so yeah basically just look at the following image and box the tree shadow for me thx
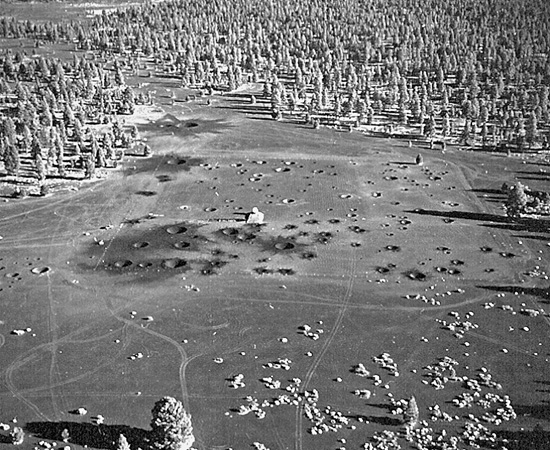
[407,208,550,233]
[512,234,550,241]
[0,433,12,444]
[477,284,550,302]
[26,421,150,449]
[364,415,403,426]
[469,188,506,195]
[497,426,550,450]
[511,403,550,421]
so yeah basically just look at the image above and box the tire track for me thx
[294,255,357,450]
[4,353,50,421]
[4,324,131,397]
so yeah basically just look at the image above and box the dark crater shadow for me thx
[125,154,206,175]
[218,225,310,256]
[316,231,334,244]
[199,259,228,276]
[78,222,208,280]
[26,421,150,450]
[403,269,429,281]
[138,114,232,138]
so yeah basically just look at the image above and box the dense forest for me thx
[1,0,550,191]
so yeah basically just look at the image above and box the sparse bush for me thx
[9,426,24,445]
[115,433,131,450]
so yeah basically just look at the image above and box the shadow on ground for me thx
[478,285,550,303]
[407,208,550,233]
[26,421,150,449]
[497,425,550,450]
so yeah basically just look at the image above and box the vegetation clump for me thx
[150,396,195,450]
[504,181,550,217]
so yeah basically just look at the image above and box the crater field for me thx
[0,99,549,450]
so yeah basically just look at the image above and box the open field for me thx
[1,0,550,448]
[0,93,549,449]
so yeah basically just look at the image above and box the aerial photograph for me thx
[0,0,549,449]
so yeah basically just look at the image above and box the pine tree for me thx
[526,111,538,148]
[150,397,194,450]
[4,143,20,176]
[116,433,131,450]
[403,396,419,428]
[84,154,95,179]
[35,153,46,182]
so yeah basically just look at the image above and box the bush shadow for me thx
[497,425,550,450]
[26,421,150,449]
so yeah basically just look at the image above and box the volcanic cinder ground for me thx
[0,94,549,449]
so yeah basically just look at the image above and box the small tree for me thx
[115,433,131,450]
[10,427,24,445]
[61,428,70,443]
[150,396,194,450]
[505,181,529,218]
[4,143,20,176]
[403,396,419,429]
[35,153,46,182]
[84,154,96,179]
[526,111,538,148]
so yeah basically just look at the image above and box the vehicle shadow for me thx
[26,421,150,449]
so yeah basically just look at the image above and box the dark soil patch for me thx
[125,154,206,175]
[79,222,205,278]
